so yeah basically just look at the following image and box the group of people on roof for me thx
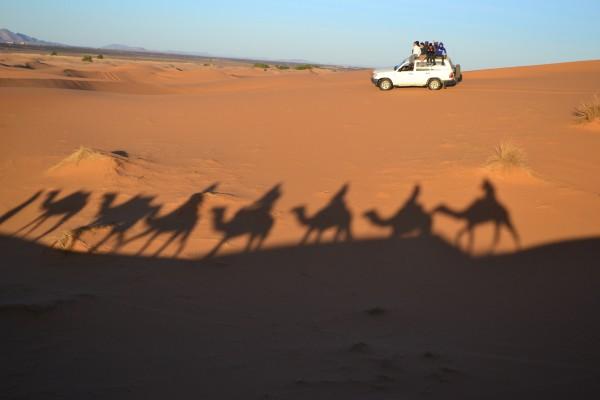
[411,41,447,66]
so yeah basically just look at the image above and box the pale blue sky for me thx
[2,0,599,69]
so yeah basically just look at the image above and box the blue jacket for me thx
[436,44,447,56]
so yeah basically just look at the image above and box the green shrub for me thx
[253,63,270,69]
[97,54,104,59]
[276,65,290,70]
[294,64,314,70]
[82,55,93,62]
[50,51,57,56]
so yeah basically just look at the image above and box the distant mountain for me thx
[161,49,212,57]
[0,28,63,46]
[1,28,317,65]
[102,43,148,52]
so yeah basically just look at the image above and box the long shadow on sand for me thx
[290,183,353,245]
[14,190,90,241]
[0,190,43,227]
[363,184,432,238]
[2,179,521,260]
[205,184,282,258]
[125,183,218,257]
[1,233,600,399]
[433,179,520,253]
[73,192,160,253]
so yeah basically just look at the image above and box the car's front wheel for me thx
[378,78,393,91]
[427,78,442,91]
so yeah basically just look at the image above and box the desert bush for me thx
[276,65,290,70]
[294,64,314,70]
[82,55,93,62]
[50,51,57,56]
[253,63,270,69]
[97,54,104,59]
[573,95,600,123]
[486,142,527,170]
[52,229,84,251]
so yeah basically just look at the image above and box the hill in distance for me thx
[0,28,63,46]
[0,28,322,65]
[102,43,148,52]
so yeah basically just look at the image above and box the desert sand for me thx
[1,52,600,399]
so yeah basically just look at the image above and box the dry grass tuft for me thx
[573,95,600,123]
[59,146,104,164]
[48,146,128,172]
[52,229,89,251]
[486,142,527,171]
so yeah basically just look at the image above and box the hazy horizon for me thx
[1,0,600,69]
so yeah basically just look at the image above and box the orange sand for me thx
[1,52,600,399]
[1,54,599,256]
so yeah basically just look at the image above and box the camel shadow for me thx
[70,193,160,253]
[363,184,432,238]
[125,183,218,257]
[14,190,90,241]
[205,183,282,258]
[433,179,520,253]
[0,190,43,227]
[291,183,353,245]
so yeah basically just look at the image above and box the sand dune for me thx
[1,51,600,398]
[2,54,599,256]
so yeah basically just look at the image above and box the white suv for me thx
[371,57,462,91]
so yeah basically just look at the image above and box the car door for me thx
[392,63,415,86]
[413,61,431,86]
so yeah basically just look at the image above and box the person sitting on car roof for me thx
[426,43,436,65]
[412,41,421,58]
[436,42,447,65]
[418,42,427,60]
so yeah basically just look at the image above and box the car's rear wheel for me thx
[378,78,393,91]
[427,78,442,91]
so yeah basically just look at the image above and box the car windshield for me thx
[395,57,412,71]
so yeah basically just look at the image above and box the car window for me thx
[415,62,430,71]
[399,63,413,72]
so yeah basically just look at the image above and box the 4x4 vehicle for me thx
[371,56,462,91]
